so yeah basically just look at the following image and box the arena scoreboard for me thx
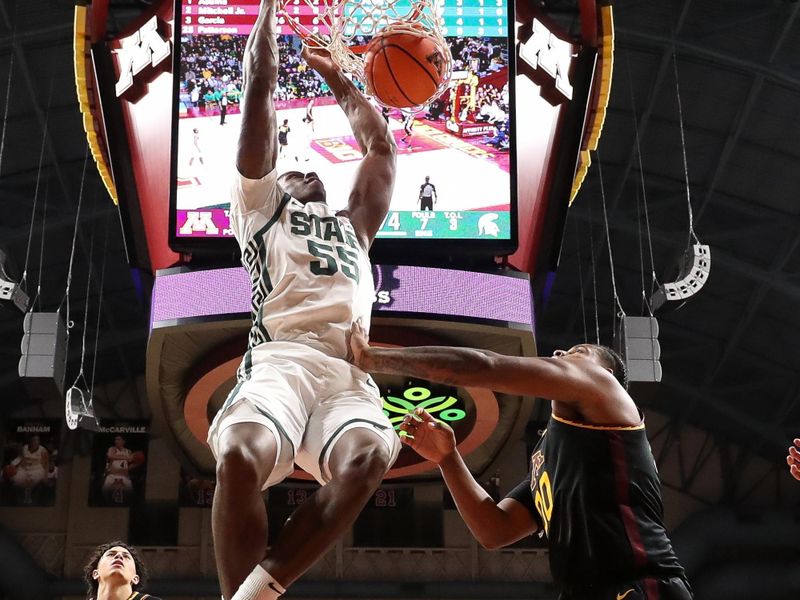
[179,0,508,38]
[171,0,517,255]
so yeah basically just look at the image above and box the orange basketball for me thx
[130,451,145,467]
[3,465,16,480]
[364,29,449,108]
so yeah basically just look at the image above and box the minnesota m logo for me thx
[519,19,573,101]
[179,211,219,235]
[115,17,171,98]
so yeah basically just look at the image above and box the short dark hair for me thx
[83,541,147,599]
[593,345,629,390]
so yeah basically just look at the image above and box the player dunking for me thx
[418,176,437,211]
[350,325,694,600]
[208,2,399,599]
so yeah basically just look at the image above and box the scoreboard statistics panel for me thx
[172,0,515,245]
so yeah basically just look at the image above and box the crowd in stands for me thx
[178,33,508,148]
[181,34,245,109]
[448,36,507,76]
[180,34,336,110]
[475,82,510,150]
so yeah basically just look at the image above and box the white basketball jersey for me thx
[229,169,375,364]
[21,445,45,470]
[107,447,132,475]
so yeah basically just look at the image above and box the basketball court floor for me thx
[176,104,511,215]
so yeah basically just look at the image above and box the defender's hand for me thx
[788,438,800,481]
[302,45,340,78]
[399,409,457,465]
[349,320,371,369]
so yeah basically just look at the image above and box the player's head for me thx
[552,344,628,390]
[113,435,125,449]
[83,541,147,599]
[279,171,326,204]
[282,119,289,125]
[425,176,430,182]
[193,127,199,134]
[28,435,40,450]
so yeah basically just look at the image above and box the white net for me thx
[279,0,452,106]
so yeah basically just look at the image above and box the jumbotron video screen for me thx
[173,0,513,241]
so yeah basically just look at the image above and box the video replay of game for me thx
[173,0,512,241]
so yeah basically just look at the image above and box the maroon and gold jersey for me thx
[507,414,691,599]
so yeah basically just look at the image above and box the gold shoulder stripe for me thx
[552,413,644,431]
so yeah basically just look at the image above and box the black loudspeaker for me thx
[18,312,67,398]
[614,316,662,383]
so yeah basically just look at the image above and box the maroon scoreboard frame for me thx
[74,0,614,277]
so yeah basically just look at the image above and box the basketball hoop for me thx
[279,0,452,107]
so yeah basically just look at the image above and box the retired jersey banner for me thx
[178,468,215,507]
[89,421,150,507]
[1,420,60,507]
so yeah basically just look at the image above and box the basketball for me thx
[130,451,145,467]
[364,29,450,108]
[3,465,17,480]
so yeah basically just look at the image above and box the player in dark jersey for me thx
[349,322,693,600]
[277,119,290,158]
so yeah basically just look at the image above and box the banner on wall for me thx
[89,421,150,507]
[178,468,215,507]
[1,420,60,507]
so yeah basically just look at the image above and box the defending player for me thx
[209,1,399,599]
[349,323,693,600]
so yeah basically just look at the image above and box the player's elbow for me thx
[476,533,508,551]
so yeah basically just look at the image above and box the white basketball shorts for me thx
[207,341,400,488]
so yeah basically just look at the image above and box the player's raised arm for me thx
[303,47,396,248]
[237,0,280,183]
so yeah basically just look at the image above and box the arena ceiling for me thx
[0,0,798,496]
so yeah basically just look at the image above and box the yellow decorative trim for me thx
[74,6,119,204]
[552,412,644,431]
[570,4,615,204]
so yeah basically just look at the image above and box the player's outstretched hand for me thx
[399,408,456,465]
[302,45,340,79]
[348,320,370,369]
[787,438,800,481]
